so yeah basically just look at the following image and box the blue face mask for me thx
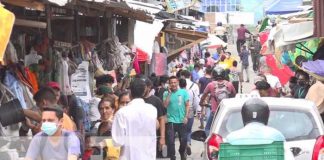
[41,122,58,136]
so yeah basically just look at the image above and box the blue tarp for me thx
[265,0,303,15]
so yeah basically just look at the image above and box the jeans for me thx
[251,53,260,72]
[205,111,215,136]
[236,39,246,53]
[186,117,195,145]
[241,64,250,81]
[167,123,187,159]
[232,81,239,94]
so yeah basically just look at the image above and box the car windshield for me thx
[219,109,320,141]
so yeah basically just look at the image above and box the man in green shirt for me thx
[163,76,190,160]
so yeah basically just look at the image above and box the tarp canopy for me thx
[265,0,303,15]
[273,21,314,48]
[200,34,227,49]
[164,28,207,61]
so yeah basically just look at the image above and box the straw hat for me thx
[306,81,324,113]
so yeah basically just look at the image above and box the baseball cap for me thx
[47,82,60,91]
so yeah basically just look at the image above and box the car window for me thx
[219,109,320,141]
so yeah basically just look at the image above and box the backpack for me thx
[188,82,197,117]
[213,81,230,102]
[39,131,85,158]
[229,70,239,82]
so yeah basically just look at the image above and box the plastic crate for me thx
[219,141,284,160]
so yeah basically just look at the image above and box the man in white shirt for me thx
[112,78,158,160]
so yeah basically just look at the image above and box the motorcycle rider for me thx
[214,22,227,43]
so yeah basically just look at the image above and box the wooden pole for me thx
[74,9,80,42]
[45,2,53,82]
[97,16,101,43]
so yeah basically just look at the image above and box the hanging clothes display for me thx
[152,53,167,76]
[149,41,160,75]
[3,71,27,109]
[34,35,49,55]
[24,47,42,67]
[3,41,18,65]
[25,67,38,94]
[133,53,141,74]
[80,39,95,60]
[57,54,72,95]
[97,36,131,74]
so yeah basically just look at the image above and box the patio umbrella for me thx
[302,60,324,77]
[200,34,227,49]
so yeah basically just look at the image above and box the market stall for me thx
[164,27,208,61]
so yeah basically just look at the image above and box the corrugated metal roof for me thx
[314,0,324,37]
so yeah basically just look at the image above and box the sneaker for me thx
[187,145,192,156]
[180,153,187,160]
[162,145,168,158]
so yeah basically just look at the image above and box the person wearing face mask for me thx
[23,87,77,135]
[154,76,169,102]
[25,107,81,160]
[294,70,311,99]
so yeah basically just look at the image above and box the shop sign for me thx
[166,0,197,13]
[71,61,92,103]
[0,5,15,62]
[50,6,72,15]
[53,41,72,48]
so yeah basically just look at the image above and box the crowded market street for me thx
[1,0,324,160]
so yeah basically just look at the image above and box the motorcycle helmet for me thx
[241,98,270,126]
[212,67,226,80]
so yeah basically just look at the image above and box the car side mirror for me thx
[191,130,207,142]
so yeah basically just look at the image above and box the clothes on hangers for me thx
[24,48,42,67]
[58,56,72,95]
[3,70,27,109]
[25,67,39,94]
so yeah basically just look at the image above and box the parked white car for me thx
[192,97,324,160]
